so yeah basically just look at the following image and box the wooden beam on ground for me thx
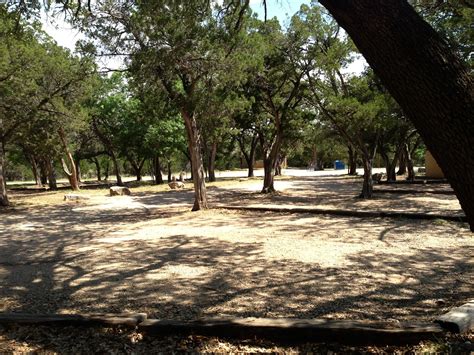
[217,206,466,223]
[435,300,474,334]
[374,188,455,195]
[0,313,147,327]
[138,318,445,345]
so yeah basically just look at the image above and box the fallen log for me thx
[374,189,455,195]
[138,318,444,345]
[217,206,466,223]
[435,300,474,334]
[0,313,147,327]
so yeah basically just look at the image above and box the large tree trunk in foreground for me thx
[0,141,9,206]
[320,0,474,230]
[58,128,79,191]
[181,109,208,211]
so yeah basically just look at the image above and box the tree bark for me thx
[397,149,407,175]
[104,159,109,181]
[261,133,282,194]
[319,0,474,230]
[92,157,101,181]
[46,159,57,190]
[58,128,79,191]
[380,149,397,182]
[404,143,416,182]
[167,160,172,182]
[0,140,9,207]
[74,157,81,183]
[208,142,217,182]
[110,152,123,186]
[181,109,208,210]
[128,157,145,182]
[39,159,48,185]
[30,155,42,187]
[262,157,275,193]
[348,146,357,175]
[360,155,374,198]
[238,134,258,178]
[153,155,164,184]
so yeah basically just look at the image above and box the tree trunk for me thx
[248,137,257,178]
[348,146,357,175]
[360,155,374,198]
[39,159,48,185]
[46,159,57,190]
[154,155,164,184]
[380,150,396,182]
[110,153,123,186]
[404,143,416,182]
[74,157,81,183]
[128,157,145,182]
[319,0,474,230]
[104,159,109,181]
[167,160,172,182]
[181,109,208,211]
[30,155,42,187]
[262,157,275,193]
[0,140,9,207]
[397,148,407,175]
[261,134,282,194]
[238,134,258,178]
[208,142,217,182]
[275,155,282,176]
[58,128,79,191]
[92,157,101,181]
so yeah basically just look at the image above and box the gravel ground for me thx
[0,175,472,352]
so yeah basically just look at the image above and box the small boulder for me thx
[110,186,131,196]
[372,173,386,183]
[64,194,90,202]
[168,181,185,190]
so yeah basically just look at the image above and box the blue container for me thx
[334,160,345,170]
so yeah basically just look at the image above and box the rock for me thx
[435,299,474,334]
[372,173,386,183]
[435,299,446,306]
[168,181,185,190]
[110,186,131,196]
[64,194,90,202]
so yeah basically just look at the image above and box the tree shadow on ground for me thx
[0,203,471,321]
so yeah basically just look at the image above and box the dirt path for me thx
[0,175,471,326]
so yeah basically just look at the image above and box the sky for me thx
[39,0,366,74]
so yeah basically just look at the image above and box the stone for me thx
[110,186,131,196]
[372,173,386,183]
[168,181,185,190]
[435,299,474,334]
[64,194,90,202]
